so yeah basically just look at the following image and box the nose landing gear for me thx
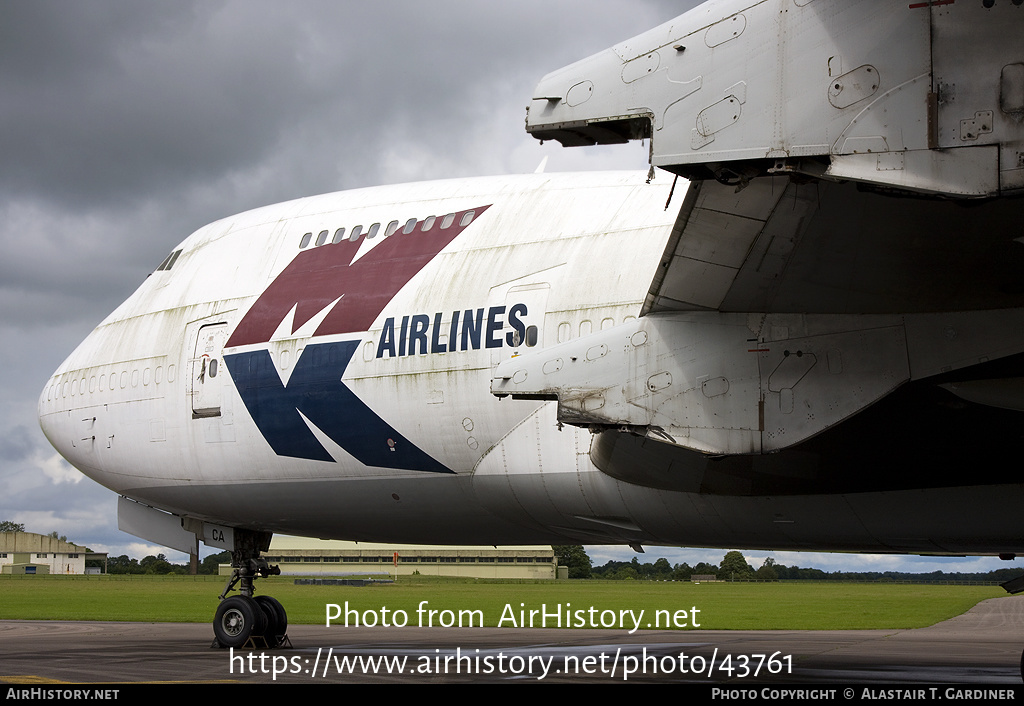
[211,530,289,649]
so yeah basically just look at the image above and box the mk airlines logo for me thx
[223,205,490,473]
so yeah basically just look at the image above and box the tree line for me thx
[4,522,1018,581]
[555,546,1022,583]
[103,551,231,575]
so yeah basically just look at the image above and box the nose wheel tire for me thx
[254,595,288,647]
[214,595,266,648]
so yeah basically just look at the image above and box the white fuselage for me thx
[38,170,1024,555]
[39,172,677,544]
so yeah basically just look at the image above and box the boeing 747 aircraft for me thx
[39,0,1024,649]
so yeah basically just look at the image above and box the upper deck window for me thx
[295,208,479,251]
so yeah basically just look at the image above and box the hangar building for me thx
[0,532,106,575]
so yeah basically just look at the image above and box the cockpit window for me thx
[155,249,183,272]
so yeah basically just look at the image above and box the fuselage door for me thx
[500,282,550,363]
[191,323,228,418]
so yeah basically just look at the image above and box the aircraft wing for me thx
[494,174,1024,456]
[644,175,1024,318]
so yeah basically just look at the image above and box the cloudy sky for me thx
[1,0,1018,578]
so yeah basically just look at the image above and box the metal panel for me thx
[117,497,196,556]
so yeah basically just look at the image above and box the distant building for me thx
[239,537,558,579]
[0,532,106,575]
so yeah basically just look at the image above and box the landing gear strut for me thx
[211,530,289,648]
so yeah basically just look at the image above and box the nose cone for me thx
[37,362,107,491]
[38,373,79,474]
[35,320,179,500]
[39,374,62,447]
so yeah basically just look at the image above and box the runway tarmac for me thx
[2,596,1023,684]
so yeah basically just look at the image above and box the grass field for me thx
[0,575,1007,630]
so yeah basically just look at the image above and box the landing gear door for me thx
[191,323,228,418]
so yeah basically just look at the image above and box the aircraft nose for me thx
[38,375,71,459]
[37,360,147,496]
[38,372,97,484]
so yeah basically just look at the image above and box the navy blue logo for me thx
[223,206,491,473]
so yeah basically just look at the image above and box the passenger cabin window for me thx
[366,223,380,239]
[349,225,363,241]
[402,218,417,234]
[421,216,436,231]
[332,228,346,244]
[299,232,313,248]
[315,230,329,246]
[385,220,399,237]
[460,211,475,226]
[440,213,455,229]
